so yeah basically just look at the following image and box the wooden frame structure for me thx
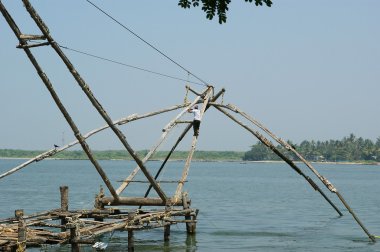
[0,0,376,250]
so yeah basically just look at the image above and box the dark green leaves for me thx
[178,0,273,24]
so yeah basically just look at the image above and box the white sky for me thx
[0,0,379,151]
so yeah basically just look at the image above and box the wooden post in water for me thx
[164,206,171,241]
[66,216,81,252]
[15,209,26,252]
[127,212,135,252]
[164,224,170,242]
[182,192,196,234]
[60,186,68,231]
[94,186,105,222]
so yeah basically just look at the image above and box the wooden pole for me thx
[101,196,183,206]
[60,186,68,231]
[141,88,225,203]
[182,192,196,234]
[127,212,135,252]
[15,209,26,252]
[94,186,105,222]
[174,88,213,202]
[22,0,167,204]
[116,95,203,195]
[213,105,343,216]
[335,192,376,242]
[0,104,187,180]
[140,123,193,205]
[0,1,119,202]
[66,217,81,252]
[213,103,376,242]
[164,223,171,242]
[164,206,171,242]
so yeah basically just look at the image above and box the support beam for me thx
[0,104,187,180]
[141,88,226,203]
[213,105,343,216]
[174,88,213,202]
[116,94,204,195]
[22,0,166,204]
[19,34,45,40]
[101,197,185,206]
[0,1,119,202]
[213,103,376,242]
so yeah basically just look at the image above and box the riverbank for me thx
[1,157,378,166]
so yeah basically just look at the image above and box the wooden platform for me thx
[0,207,198,251]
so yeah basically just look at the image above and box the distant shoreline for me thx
[1,157,378,166]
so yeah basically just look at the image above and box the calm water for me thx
[0,159,379,251]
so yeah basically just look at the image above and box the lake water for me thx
[0,159,379,251]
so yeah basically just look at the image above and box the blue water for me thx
[0,159,379,251]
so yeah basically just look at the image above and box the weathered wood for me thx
[142,88,225,204]
[116,90,209,196]
[213,103,376,242]
[141,124,193,206]
[15,210,26,252]
[213,105,343,213]
[16,41,49,48]
[164,223,170,242]
[60,186,69,211]
[128,212,135,252]
[115,101,197,195]
[174,88,213,202]
[66,216,81,252]
[182,192,196,234]
[60,186,69,231]
[22,0,167,204]
[19,34,45,40]
[185,85,202,97]
[162,94,203,132]
[100,197,183,206]
[1,0,120,202]
[117,180,187,183]
[0,104,186,180]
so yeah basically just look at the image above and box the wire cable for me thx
[85,0,210,87]
[59,44,205,86]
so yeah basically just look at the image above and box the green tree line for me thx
[243,134,380,163]
[0,149,244,161]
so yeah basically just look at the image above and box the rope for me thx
[184,85,190,104]
[59,44,205,86]
[85,0,209,87]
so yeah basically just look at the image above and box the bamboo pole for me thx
[141,88,225,203]
[213,103,376,242]
[140,123,193,206]
[211,103,338,190]
[0,1,119,201]
[0,104,187,180]
[213,105,343,216]
[22,0,167,204]
[162,94,202,132]
[174,88,213,202]
[116,94,204,195]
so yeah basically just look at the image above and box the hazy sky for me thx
[1,0,379,151]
